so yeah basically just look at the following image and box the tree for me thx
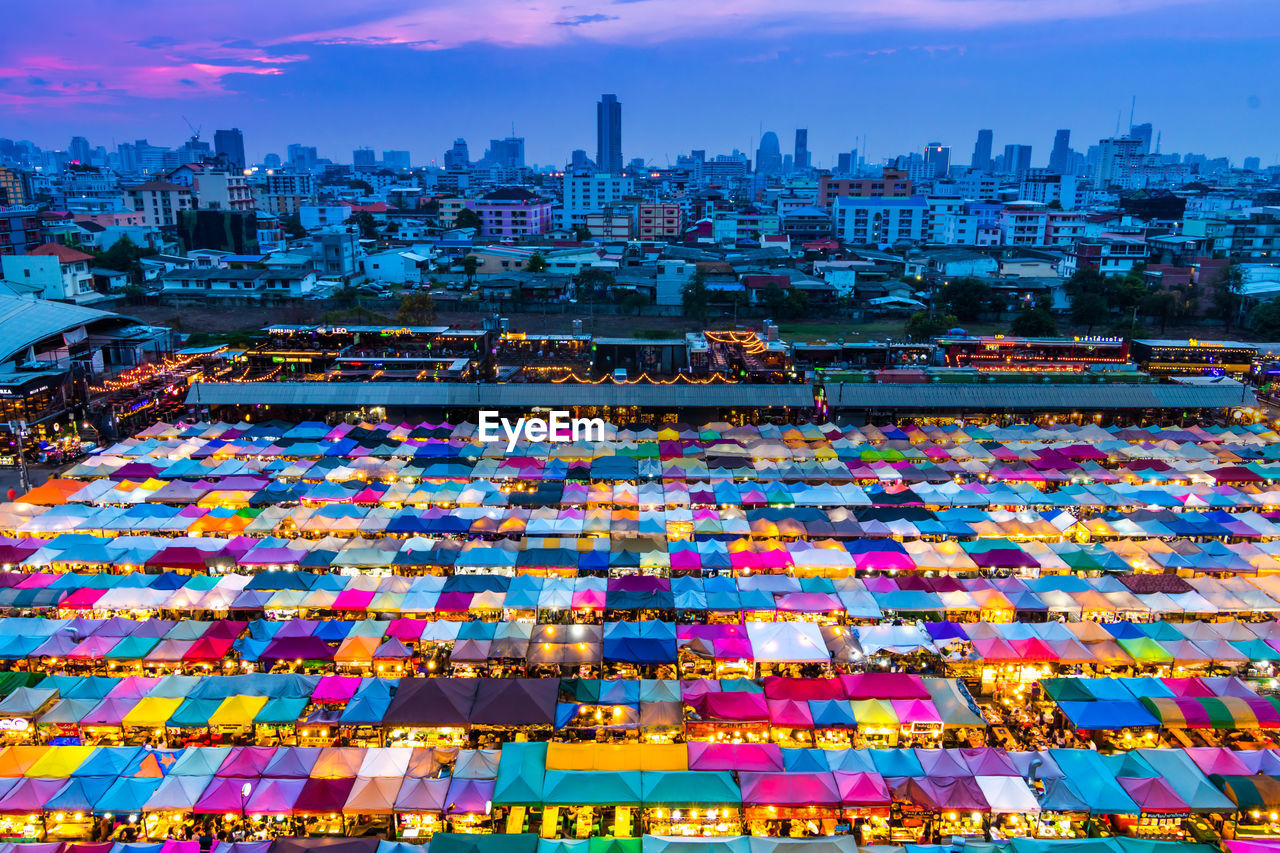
[91,235,152,283]
[937,277,992,322]
[619,289,649,316]
[347,179,373,194]
[576,267,616,299]
[1010,307,1058,337]
[454,208,482,232]
[350,211,378,240]
[784,288,809,320]
[1215,264,1245,333]
[573,225,592,241]
[760,283,791,319]
[396,291,437,325]
[904,311,956,342]
[682,267,710,324]
[526,252,548,273]
[1070,292,1109,332]
[986,292,1009,321]
[282,214,307,239]
[1251,297,1280,339]
[1139,290,1178,334]
[461,256,478,282]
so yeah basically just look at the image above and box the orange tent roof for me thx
[19,479,87,505]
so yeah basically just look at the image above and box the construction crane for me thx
[182,116,202,142]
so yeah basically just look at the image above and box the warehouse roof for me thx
[0,293,146,366]
[186,382,814,409]
[824,381,1255,412]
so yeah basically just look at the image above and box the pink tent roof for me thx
[244,778,306,815]
[395,776,450,812]
[739,771,840,807]
[1117,776,1190,813]
[0,778,66,813]
[444,778,495,814]
[689,691,768,722]
[313,675,361,703]
[216,746,277,777]
[834,771,891,807]
[842,672,930,700]
[195,777,260,814]
[891,699,941,725]
[686,742,783,772]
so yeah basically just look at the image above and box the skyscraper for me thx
[1048,129,1072,174]
[793,129,809,172]
[287,144,318,171]
[353,148,376,169]
[444,139,470,170]
[69,136,91,164]
[755,131,782,175]
[1129,122,1153,155]
[1002,144,1033,177]
[923,142,950,178]
[597,94,623,174]
[214,128,246,170]
[483,138,525,169]
[836,152,852,174]
[971,129,993,171]
[382,150,411,170]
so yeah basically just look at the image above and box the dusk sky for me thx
[3,0,1278,168]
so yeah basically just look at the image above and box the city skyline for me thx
[4,0,1278,166]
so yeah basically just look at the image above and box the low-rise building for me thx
[833,196,927,244]
[123,181,194,228]
[158,266,318,304]
[0,242,101,303]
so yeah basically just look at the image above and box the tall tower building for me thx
[1129,122,1153,155]
[923,142,950,178]
[214,128,246,170]
[793,129,809,171]
[1048,129,1072,174]
[971,129,993,171]
[69,136,91,164]
[755,132,783,176]
[596,94,623,174]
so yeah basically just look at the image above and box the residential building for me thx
[1,242,100,303]
[311,229,363,280]
[1044,210,1088,247]
[1095,137,1146,187]
[257,171,315,216]
[364,249,431,285]
[0,207,42,256]
[123,181,194,228]
[1019,173,1079,209]
[299,204,352,230]
[636,203,682,241]
[818,169,913,208]
[584,209,633,241]
[1072,237,1151,275]
[833,196,928,244]
[560,173,636,230]
[997,203,1049,246]
[177,210,259,254]
[382,150,411,171]
[444,139,470,170]
[158,266,318,303]
[189,168,253,212]
[472,188,552,238]
[0,167,31,206]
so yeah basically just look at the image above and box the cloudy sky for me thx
[3,0,1277,167]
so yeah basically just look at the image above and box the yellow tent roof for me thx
[122,696,184,728]
[0,746,48,776]
[207,695,269,727]
[24,745,96,778]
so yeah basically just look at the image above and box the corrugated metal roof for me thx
[825,381,1256,412]
[187,382,814,409]
[0,294,140,365]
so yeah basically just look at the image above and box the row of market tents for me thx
[0,673,983,732]
[14,501,1280,542]
[0,834,1256,853]
[4,614,1280,670]
[0,740,1276,820]
[25,479,1280,510]
[6,569,1280,620]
